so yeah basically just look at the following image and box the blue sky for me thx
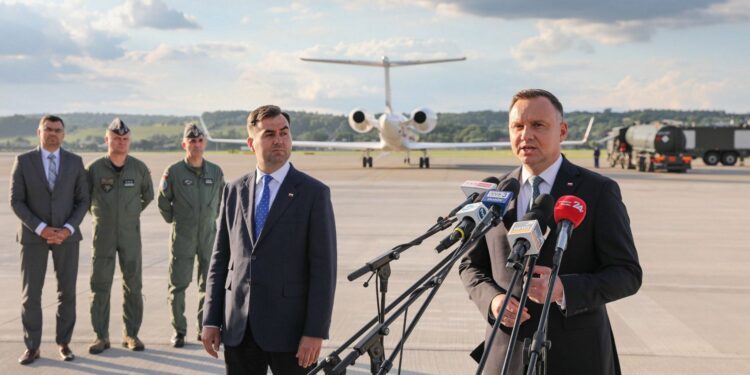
[1,0,749,116]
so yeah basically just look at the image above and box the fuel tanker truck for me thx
[605,122,692,172]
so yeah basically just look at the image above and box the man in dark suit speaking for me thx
[10,115,89,364]
[459,89,642,374]
[201,105,337,374]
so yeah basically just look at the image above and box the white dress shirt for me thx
[254,161,291,213]
[517,155,563,221]
[35,148,76,236]
[516,154,565,308]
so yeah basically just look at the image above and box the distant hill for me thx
[0,113,196,137]
[1,109,747,151]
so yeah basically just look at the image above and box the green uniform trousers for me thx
[90,218,143,339]
[168,223,215,335]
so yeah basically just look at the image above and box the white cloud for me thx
[128,42,250,64]
[0,3,80,56]
[302,37,463,60]
[94,0,200,31]
[267,1,324,20]
[578,71,729,110]
[370,0,750,71]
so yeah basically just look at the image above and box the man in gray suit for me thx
[10,115,90,364]
[201,105,337,374]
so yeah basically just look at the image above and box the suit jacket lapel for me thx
[550,157,581,199]
[31,147,51,192]
[241,172,256,246]
[52,148,69,194]
[254,165,300,248]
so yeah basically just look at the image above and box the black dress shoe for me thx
[59,344,75,361]
[18,349,40,365]
[171,333,185,348]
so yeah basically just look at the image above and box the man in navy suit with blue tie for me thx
[201,105,337,374]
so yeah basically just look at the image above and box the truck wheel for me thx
[721,152,738,166]
[703,152,720,166]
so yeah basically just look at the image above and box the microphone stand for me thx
[499,254,539,375]
[308,217,456,375]
[525,225,569,375]
[474,254,527,374]
[376,212,508,374]
[329,240,469,375]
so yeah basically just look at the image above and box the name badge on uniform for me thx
[204,178,214,185]
[101,177,114,193]
[183,179,194,186]
[123,179,135,187]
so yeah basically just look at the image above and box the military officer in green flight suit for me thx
[158,124,225,348]
[87,118,154,354]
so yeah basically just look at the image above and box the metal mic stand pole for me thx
[525,247,566,375]
[475,258,526,374]
[308,218,457,375]
[499,254,539,375]
[378,229,483,374]
[378,213,508,375]
[344,217,455,374]
[330,254,460,375]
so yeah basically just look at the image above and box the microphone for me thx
[479,190,514,223]
[435,180,515,253]
[446,177,500,218]
[505,194,555,268]
[553,195,587,255]
[435,203,490,252]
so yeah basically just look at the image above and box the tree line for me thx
[1,109,747,151]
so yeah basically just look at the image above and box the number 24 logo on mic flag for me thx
[560,200,585,213]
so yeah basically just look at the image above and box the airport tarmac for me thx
[0,150,748,374]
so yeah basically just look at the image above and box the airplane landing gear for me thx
[362,151,373,168]
[418,150,430,169]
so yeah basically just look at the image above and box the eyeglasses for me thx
[42,127,64,134]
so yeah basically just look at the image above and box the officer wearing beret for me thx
[158,123,225,347]
[86,118,154,354]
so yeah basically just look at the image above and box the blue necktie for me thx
[254,174,273,239]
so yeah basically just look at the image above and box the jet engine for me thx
[409,107,437,133]
[348,108,376,133]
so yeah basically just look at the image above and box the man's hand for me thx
[490,293,530,328]
[296,336,322,368]
[201,326,221,358]
[49,228,71,245]
[527,266,564,305]
[40,227,59,241]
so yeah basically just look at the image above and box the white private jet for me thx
[200,56,593,168]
